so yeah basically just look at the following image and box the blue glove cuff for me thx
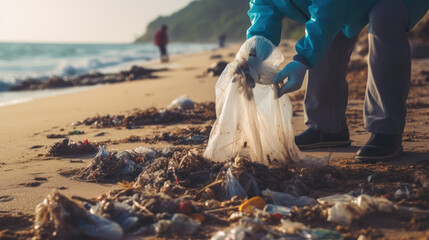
[293,54,311,69]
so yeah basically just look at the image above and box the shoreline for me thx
[0,43,222,108]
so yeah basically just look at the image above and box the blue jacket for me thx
[247,0,429,68]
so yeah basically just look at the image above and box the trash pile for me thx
[77,101,215,129]
[125,101,215,129]
[74,146,174,183]
[97,124,212,146]
[28,144,429,239]
[48,139,98,157]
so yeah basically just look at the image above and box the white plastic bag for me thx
[204,36,304,165]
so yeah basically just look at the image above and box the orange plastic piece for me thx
[238,196,266,212]
[190,213,206,223]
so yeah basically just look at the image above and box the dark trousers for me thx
[304,0,410,135]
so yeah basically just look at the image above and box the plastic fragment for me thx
[239,196,266,212]
[161,147,174,157]
[263,204,291,216]
[190,213,205,223]
[279,219,309,235]
[170,213,201,235]
[34,191,123,239]
[262,189,317,207]
[228,212,246,222]
[167,95,195,110]
[224,168,247,200]
[134,147,157,160]
[317,194,355,206]
[327,194,397,225]
[310,228,344,240]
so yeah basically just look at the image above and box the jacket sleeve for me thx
[294,0,344,68]
[246,0,283,46]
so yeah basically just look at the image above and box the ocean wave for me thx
[52,54,152,77]
[0,42,217,87]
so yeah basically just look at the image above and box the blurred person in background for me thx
[154,24,169,62]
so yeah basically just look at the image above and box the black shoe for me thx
[295,126,351,150]
[355,133,403,162]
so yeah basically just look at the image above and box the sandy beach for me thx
[1,41,429,239]
[0,45,242,212]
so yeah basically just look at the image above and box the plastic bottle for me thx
[263,204,292,216]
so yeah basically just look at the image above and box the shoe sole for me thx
[354,146,403,163]
[297,140,352,150]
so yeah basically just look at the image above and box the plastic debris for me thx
[238,196,266,213]
[394,186,410,200]
[34,191,123,240]
[161,147,174,157]
[204,36,304,165]
[310,229,344,240]
[327,194,397,225]
[74,147,144,182]
[262,189,317,207]
[167,95,195,110]
[228,212,246,222]
[317,194,356,206]
[90,200,139,231]
[263,204,292,216]
[224,168,247,200]
[69,130,85,135]
[48,138,98,156]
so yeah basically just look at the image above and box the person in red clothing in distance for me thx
[154,24,169,63]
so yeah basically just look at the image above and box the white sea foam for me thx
[0,42,217,107]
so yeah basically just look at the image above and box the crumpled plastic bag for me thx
[34,191,123,240]
[204,36,303,165]
[167,95,195,110]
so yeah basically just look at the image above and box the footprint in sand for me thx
[0,195,14,202]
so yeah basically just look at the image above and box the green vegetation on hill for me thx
[134,0,304,43]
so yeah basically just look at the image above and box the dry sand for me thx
[1,41,429,239]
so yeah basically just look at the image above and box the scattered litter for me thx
[69,130,85,135]
[238,196,266,212]
[224,168,247,200]
[263,204,291,216]
[167,95,195,110]
[34,191,123,239]
[262,189,317,207]
[48,139,98,157]
[326,194,397,225]
[79,103,215,129]
[394,186,410,200]
[74,147,142,182]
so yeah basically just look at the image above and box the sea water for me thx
[0,42,217,107]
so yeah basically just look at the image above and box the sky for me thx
[0,0,194,43]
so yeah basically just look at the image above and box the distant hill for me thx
[134,0,304,43]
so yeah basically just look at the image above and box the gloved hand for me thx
[273,61,308,97]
